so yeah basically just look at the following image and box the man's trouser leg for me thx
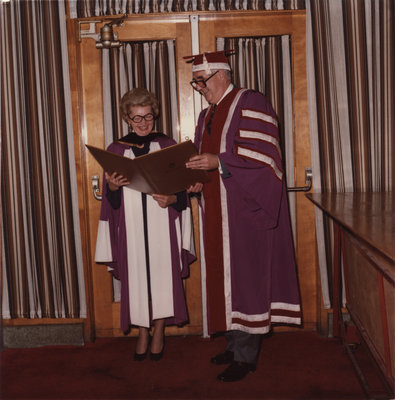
[225,330,261,364]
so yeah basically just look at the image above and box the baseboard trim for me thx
[2,323,85,349]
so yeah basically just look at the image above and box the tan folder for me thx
[86,140,209,195]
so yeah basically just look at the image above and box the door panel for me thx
[70,11,318,339]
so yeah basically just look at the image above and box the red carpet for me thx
[1,331,391,399]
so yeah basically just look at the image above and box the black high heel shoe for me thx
[134,335,151,362]
[150,337,165,361]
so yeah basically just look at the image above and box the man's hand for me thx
[152,194,177,208]
[187,183,203,193]
[186,153,219,171]
[105,172,130,191]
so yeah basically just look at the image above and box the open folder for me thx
[86,140,209,195]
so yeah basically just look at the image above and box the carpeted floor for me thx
[1,331,392,400]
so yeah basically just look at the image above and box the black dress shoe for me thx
[150,346,164,361]
[134,335,151,361]
[217,361,256,382]
[210,350,234,365]
[134,349,148,361]
[150,337,165,361]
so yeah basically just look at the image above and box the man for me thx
[185,51,301,382]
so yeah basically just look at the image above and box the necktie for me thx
[206,104,217,134]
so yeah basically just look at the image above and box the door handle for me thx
[92,175,102,201]
[287,167,312,192]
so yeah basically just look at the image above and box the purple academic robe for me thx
[95,135,196,333]
[195,88,301,335]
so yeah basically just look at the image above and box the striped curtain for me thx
[69,0,306,18]
[102,40,179,147]
[306,0,394,307]
[308,0,393,193]
[1,1,86,319]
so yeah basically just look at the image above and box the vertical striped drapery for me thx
[306,0,394,307]
[217,36,296,237]
[102,40,179,146]
[1,0,86,319]
[68,0,306,18]
[307,0,393,193]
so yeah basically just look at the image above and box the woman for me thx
[95,88,195,361]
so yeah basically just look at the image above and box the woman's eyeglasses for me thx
[190,70,219,91]
[128,113,155,123]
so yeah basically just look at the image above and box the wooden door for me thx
[68,10,318,339]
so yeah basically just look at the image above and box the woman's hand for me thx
[105,172,130,192]
[152,194,177,208]
[185,153,219,171]
[187,182,203,193]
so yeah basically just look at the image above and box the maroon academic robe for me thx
[194,88,301,335]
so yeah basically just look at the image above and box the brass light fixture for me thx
[96,22,121,49]
[79,14,127,49]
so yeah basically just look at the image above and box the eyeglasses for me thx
[128,113,155,123]
[190,70,219,91]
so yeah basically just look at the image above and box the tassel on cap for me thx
[184,50,234,73]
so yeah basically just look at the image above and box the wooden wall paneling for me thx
[69,21,112,337]
[290,13,318,332]
[81,37,120,338]
[66,18,97,342]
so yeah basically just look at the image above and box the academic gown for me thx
[95,133,196,332]
[194,88,302,335]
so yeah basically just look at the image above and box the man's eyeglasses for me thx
[128,113,155,123]
[190,70,219,91]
